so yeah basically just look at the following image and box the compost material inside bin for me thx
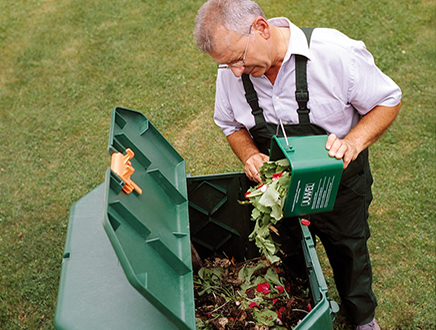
[194,255,311,330]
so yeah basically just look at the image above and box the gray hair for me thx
[194,0,265,53]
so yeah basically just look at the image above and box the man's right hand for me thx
[245,152,269,182]
[226,129,269,183]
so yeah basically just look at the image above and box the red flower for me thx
[256,183,268,193]
[272,298,278,305]
[276,306,286,320]
[307,303,312,312]
[256,282,271,294]
[275,285,284,294]
[250,302,259,308]
[256,183,265,189]
[205,311,213,318]
[272,172,283,181]
[285,283,291,292]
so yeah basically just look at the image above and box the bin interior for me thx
[187,172,257,262]
[185,173,336,330]
[100,107,335,330]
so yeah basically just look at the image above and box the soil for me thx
[194,256,312,330]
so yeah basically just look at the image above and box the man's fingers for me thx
[325,134,359,169]
[245,153,268,182]
[252,171,261,182]
[246,163,261,182]
[325,133,337,151]
[328,139,344,158]
[335,143,349,159]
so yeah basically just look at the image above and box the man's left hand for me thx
[325,102,401,169]
[325,134,359,169]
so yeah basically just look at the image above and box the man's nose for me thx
[230,66,246,77]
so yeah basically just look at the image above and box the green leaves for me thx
[195,267,226,296]
[244,159,291,263]
[252,309,278,326]
[194,256,313,328]
[238,262,264,293]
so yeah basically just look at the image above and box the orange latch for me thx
[110,148,143,195]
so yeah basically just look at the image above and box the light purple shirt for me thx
[214,18,402,138]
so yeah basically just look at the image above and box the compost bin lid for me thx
[102,107,195,330]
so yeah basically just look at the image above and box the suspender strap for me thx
[301,27,315,45]
[242,28,315,126]
[242,73,266,127]
[295,27,314,124]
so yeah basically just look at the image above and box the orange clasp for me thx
[110,148,143,195]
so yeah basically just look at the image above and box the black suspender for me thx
[242,27,314,125]
[242,72,269,130]
[295,27,314,124]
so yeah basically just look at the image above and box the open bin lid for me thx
[269,135,343,217]
[102,107,195,330]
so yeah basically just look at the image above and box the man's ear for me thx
[252,16,271,39]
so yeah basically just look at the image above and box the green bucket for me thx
[269,135,343,217]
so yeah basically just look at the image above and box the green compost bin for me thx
[54,107,338,330]
[270,135,343,217]
[103,107,195,330]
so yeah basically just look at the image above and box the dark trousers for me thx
[278,149,377,325]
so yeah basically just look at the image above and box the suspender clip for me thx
[245,92,258,103]
[295,90,309,103]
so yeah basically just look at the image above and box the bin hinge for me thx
[110,148,143,195]
[329,300,340,321]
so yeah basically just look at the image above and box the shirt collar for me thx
[267,17,312,61]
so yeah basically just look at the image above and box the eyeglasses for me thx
[217,25,252,69]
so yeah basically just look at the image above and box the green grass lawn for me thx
[0,0,434,329]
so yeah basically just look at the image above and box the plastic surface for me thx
[55,107,337,330]
[103,107,195,330]
[54,185,180,330]
[269,135,343,217]
[187,172,258,261]
[294,221,334,330]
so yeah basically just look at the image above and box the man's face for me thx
[209,24,271,78]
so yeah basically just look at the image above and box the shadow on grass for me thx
[333,312,355,330]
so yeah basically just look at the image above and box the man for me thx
[194,1,401,329]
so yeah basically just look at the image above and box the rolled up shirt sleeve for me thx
[214,70,252,136]
[214,75,238,136]
[348,40,402,115]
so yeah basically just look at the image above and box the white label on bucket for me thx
[310,176,336,210]
[301,182,315,207]
[291,180,301,212]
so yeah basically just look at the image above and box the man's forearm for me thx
[345,102,402,152]
[227,128,269,182]
[327,102,401,167]
[226,128,261,164]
